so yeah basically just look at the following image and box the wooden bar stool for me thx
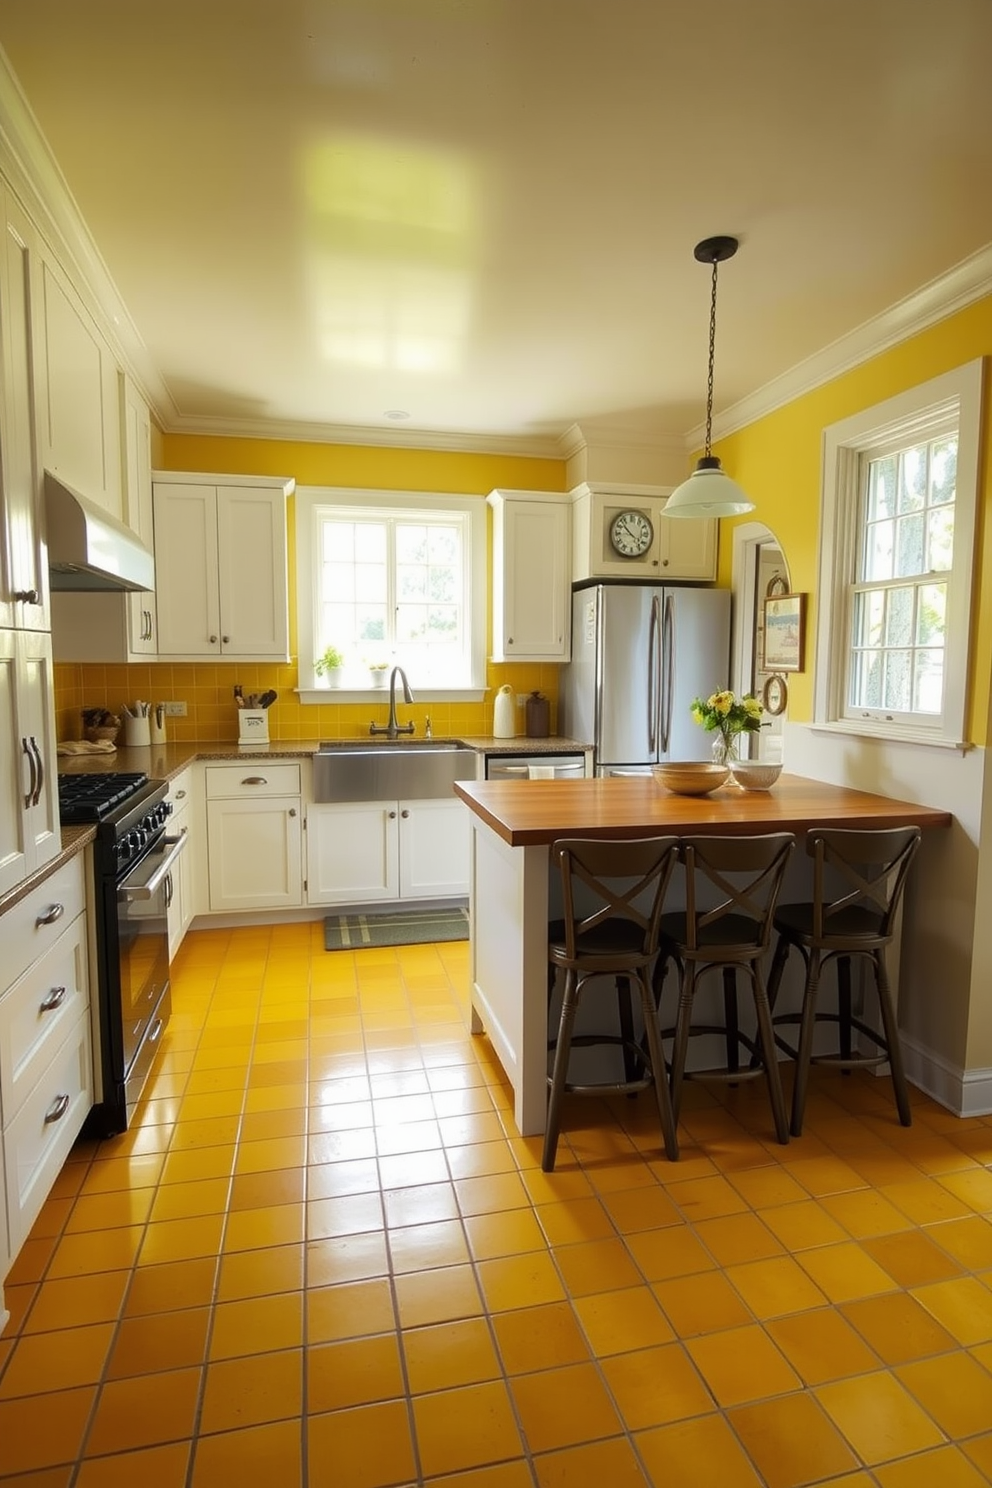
[766,825,921,1135]
[657,833,795,1145]
[544,836,680,1172]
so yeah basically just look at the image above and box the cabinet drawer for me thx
[3,855,85,992]
[4,1013,92,1253]
[0,911,88,1124]
[205,763,300,798]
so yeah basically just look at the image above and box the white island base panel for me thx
[467,822,552,1136]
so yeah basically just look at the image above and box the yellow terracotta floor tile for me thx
[725,1255,828,1319]
[307,1398,416,1488]
[208,1291,303,1359]
[553,1237,643,1297]
[873,1445,992,1488]
[198,1349,302,1434]
[624,1224,717,1281]
[387,1217,470,1272]
[393,1262,483,1327]
[22,1270,130,1333]
[686,1324,802,1407]
[402,1316,502,1392]
[465,1206,548,1260]
[694,1212,786,1265]
[571,1285,675,1355]
[106,1308,211,1378]
[728,1390,859,1488]
[840,1291,958,1364]
[796,1240,900,1303]
[534,1196,615,1247]
[601,1340,715,1429]
[894,1349,992,1437]
[413,1379,524,1475]
[759,1199,850,1251]
[307,1332,405,1412]
[636,1412,764,1488]
[85,1367,201,1455]
[0,1322,113,1397]
[925,1214,992,1269]
[216,1243,303,1301]
[815,1370,946,1465]
[75,1442,191,1488]
[307,1277,395,1342]
[491,1301,591,1374]
[533,1435,651,1488]
[652,1270,755,1336]
[766,1307,882,1385]
[510,1361,623,1452]
[478,1249,567,1311]
[861,1228,966,1287]
[911,1275,992,1344]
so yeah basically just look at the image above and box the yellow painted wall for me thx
[713,295,992,744]
[54,438,568,744]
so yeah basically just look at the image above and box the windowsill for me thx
[297,687,486,706]
[810,718,971,752]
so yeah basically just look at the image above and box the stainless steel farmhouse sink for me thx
[313,741,477,802]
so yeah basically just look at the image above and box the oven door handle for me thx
[120,832,188,901]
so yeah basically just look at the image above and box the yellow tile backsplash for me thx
[54,661,561,745]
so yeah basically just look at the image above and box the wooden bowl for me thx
[651,762,730,796]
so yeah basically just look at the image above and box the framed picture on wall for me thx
[761,592,806,673]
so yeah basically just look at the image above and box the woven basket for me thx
[83,725,119,744]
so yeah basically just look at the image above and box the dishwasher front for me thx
[485,752,587,781]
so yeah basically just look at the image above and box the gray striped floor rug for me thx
[324,907,470,950]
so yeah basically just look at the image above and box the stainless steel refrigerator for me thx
[561,582,731,775]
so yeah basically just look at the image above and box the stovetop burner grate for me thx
[58,771,149,823]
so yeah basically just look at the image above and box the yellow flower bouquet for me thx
[690,689,764,763]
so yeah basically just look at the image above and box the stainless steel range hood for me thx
[45,471,154,592]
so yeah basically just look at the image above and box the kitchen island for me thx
[453,773,952,1136]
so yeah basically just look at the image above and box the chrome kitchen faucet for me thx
[369,666,415,739]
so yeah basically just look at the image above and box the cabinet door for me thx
[657,499,717,580]
[32,251,122,519]
[18,631,59,876]
[0,195,46,631]
[306,802,399,905]
[492,496,570,661]
[121,377,156,656]
[216,486,289,657]
[166,803,193,959]
[206,796,302,911]
[154,482,221,655]
[398,799,470,899]
[0,630,29,896]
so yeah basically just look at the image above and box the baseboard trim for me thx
[902,1034,992,1117]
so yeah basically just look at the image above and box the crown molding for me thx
[690,243,992,450]
[166,411,567,460]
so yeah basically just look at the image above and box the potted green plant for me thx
[315,645,345,688]
[367,660,389,688]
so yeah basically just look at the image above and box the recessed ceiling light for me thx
[384,409,411,420]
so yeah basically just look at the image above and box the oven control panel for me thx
[115,799,172,875]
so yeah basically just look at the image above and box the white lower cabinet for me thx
[307,798,470,907]
[166,768,195,956]
[205,763,303,912]
[0,853,92,1267]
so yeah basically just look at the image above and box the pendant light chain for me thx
[704,255,718,459]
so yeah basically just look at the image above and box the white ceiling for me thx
[2,0,991,456]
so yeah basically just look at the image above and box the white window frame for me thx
[295,485,487,703]
[814,359,983,749]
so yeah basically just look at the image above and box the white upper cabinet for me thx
[31,246,122,521]
[571,482,717,583]
[49,374,157,663]
[0,189,46,631]
[488,489,571,662]
[153,472,294,660]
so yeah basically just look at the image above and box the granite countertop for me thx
[57,735,592,781]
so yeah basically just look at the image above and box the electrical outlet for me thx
[163,701,187,717]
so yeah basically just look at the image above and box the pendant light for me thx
[663,235,754,519]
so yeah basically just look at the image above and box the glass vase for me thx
[711,732,740,767]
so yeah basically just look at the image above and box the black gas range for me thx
[59,770,186,1134]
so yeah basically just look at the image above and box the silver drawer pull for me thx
[39,986,67,1013]
[36,903,64,927]
[147,1017,164,1045]
[44,1093,71,1124]
[242,776,267,785]
[174,789,187,801]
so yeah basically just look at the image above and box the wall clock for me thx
[609,509,654,558]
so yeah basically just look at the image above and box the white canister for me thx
[493,684,517,739]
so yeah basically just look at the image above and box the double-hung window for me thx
[295,486,486,697]
[815,360,983,747]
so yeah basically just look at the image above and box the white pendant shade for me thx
[663,457,755,518]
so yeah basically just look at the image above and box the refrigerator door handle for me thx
[661,594,675,753]
[648,594,660,754]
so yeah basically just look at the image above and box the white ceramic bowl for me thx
[651,762,730,796]
[730,761,783,791]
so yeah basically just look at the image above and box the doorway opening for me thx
[731,522,789,762]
